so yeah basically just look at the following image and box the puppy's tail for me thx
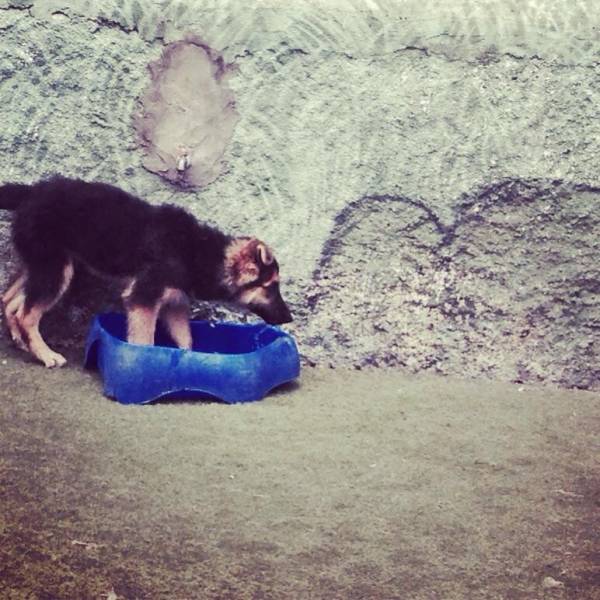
[0,183,31,210]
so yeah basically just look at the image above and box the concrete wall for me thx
[1,0,598,388]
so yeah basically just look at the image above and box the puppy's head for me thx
[223,237,293,325]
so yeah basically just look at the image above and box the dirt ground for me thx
[0,338,598,600]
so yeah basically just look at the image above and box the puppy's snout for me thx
[250,296,293,325]
[273,302,293,325]
[263,303,293,325]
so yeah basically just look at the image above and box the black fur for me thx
[1,176,233,309]
[0,183,30,210]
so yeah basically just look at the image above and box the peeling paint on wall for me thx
[134,38,238,188]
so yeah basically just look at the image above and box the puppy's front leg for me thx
[162,305,192,350]
[122,275,164,346]
[126,304,160,346]
[160,289,192,350]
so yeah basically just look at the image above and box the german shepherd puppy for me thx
[0,176,292,368]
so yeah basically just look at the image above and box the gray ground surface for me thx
[1,0,599,388]
[0,342,598,599]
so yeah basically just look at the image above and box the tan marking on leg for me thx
[21,305,67,368]
[159,288,192,350]
[2,273,28,348]
[4,290,28,350]
[56,261,74,302]
[162,304,192,350]
[121,277,136,301]
[127,305,160,346]
[13,261,74,368]
[2,273,27,350]
[2,272,26,305]
[161,287,187,305]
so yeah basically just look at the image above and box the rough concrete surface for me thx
[1,0,599,388]
[304,179,600,389]
[0,0,600,388]
[0,337,599,599]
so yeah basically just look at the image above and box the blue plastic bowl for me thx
[84,313,300,404]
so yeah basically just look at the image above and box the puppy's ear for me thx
[256,242,274,266]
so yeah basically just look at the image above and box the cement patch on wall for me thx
[134,38,238,188]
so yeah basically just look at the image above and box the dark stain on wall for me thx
[305,179,600,390]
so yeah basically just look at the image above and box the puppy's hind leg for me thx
[2,273,28,350]
[21,304,68,368]
[18,260,74,368]
[2,272,26,305]
[4,288,28,351]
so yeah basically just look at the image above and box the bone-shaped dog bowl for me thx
[84,312,300,404]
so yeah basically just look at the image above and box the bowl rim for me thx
[92,312,291,357]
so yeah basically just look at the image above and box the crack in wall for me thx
[2,6,597,69]
[1,2,32,11]
[94,14,139,35]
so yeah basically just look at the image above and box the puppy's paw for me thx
[40,350,67,369]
